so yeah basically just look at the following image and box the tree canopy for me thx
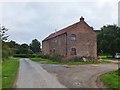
[30,39,41,53]
[0,25,9,41]
[97,25,120,55]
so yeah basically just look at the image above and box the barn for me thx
[42,16,97,60]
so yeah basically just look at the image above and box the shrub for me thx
[49,54,63,62]
[40,54,63,62]
[13,54,37,58]
[40,54,50,59]
[69,56,83,62]
[107,56,112,58]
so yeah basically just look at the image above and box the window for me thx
[70,34,76,41]
[71,48,77,55]
[54,39,57,43]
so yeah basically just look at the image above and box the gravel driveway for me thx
[41,63,118,88]
[16,58,118,88]
[16,58,66,88]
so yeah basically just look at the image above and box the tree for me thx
[0,25,9,41]
[30,39,41,53]
[97,25,120,55]
[19,44,29,54]
[2,42,11,59]
[6,40,20,55]
[0,25,10,60]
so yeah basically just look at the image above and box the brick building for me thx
[42,17,97,59]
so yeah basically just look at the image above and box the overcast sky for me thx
[0,0,119,44]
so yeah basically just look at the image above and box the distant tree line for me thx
[97,24,120,55]
[1,24,120,61]
[0,25,41,61]
[2,39,41,60]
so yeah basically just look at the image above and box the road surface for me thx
[16,58,66,88]
[16,58,118,88]
[42,63,118,88]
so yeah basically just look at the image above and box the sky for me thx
[0,0,119,44]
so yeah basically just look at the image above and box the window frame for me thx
[70,34,76,41]
[71,48,77,55]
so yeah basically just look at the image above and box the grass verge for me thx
[0,62,2,89]
[30,58,99,65]
[2,57,19,88]
[100,70,120,89]
[46,60,99,65]
[30,58,48,62]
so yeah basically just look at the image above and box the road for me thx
[16,58,118,88]
[42,63,118,88]
[16,58,66,88]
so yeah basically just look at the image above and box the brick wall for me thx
[42,33,67,56]
[42,17,97,59]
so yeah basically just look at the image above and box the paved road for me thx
[42,63,118,88]
[16,58,66,88]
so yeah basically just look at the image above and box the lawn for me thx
[2,57,19,88]
[100,70,119,89]
[30,58,99,65]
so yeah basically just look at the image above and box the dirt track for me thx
[41,63,118,88]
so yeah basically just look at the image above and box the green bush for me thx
[13,54,37,58]
[40,54,50,59]
[107,56,112,58]
[49,54,63,62]
[2,42,11,60]
[2,50,9,60]
[69,56,83,62]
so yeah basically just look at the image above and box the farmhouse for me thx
[42,16,97,59]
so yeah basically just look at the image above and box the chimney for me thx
[80,16,84,21]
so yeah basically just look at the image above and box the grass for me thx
[30,58,48,62]
[30,58,99,65]
[100,70,120,89]
[0,62,2,89]
[2,57,19,88]
[99,55,120,60]
[46,60,99,65]
[99,56,108,59]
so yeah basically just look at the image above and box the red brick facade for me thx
[42,17,97,59]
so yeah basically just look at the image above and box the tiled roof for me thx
[43,22,79,41]
[43,16,94,41]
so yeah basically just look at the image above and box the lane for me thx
[16,58,66,88]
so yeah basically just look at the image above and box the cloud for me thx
[1,1,118,44]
